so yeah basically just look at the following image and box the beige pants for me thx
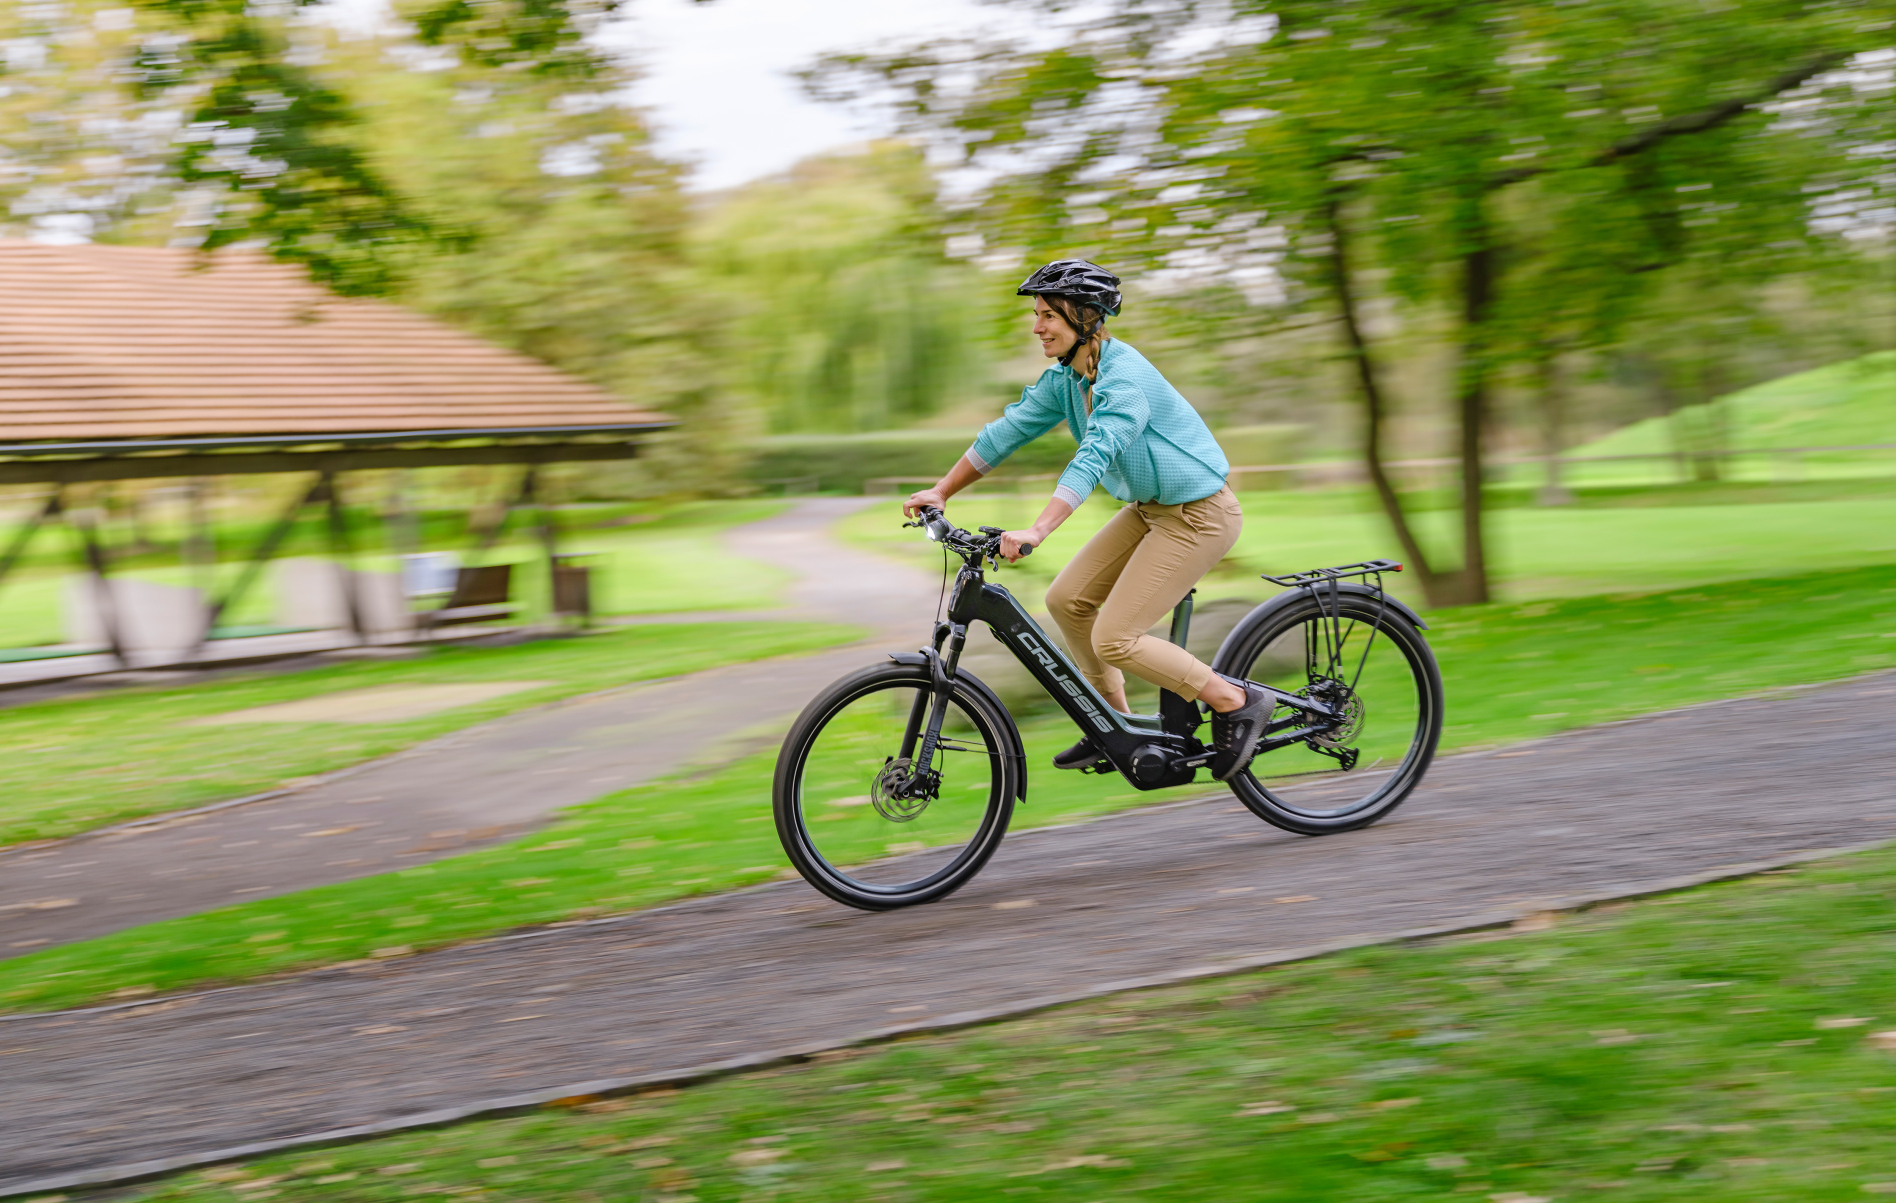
[1045,485,1243,703]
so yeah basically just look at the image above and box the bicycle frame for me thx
[910,555,1342,793]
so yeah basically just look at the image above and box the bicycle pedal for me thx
[1078,758,1114,774]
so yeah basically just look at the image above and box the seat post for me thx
[1168,588,1196,649]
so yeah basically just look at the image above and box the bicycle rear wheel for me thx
[774,662,1018,910]
[1215,595,1443,835]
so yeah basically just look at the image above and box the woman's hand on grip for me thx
[903,488,947,520]
[998,530,1039,562]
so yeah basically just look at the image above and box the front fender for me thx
[887,652,1027,803]
[1210,584,1428,677]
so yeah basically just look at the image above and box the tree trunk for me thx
[1321,194,1449,603]
[1441,225,1495,606]
[1535,351,1574,506]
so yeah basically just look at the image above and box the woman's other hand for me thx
[903,487,948,520]
[998,529,1041,562]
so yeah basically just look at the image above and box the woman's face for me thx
[1032,296,1080,360]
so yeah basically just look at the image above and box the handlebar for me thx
[907,507,1032,560]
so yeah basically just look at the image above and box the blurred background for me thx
[0,0,1891,641]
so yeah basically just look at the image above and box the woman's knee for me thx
[1045,573,1086,625]
[1091,625,1141,668]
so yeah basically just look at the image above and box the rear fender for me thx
[887,652,1027,803]
[1210,584,1428,678]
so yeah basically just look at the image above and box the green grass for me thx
[5,564,1893,1015]
[1572,349,1896,458]
[845,488,1896,610]
[0,619,857,847]
[123,842,1896,1203]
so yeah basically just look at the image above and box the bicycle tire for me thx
[774,661,1019,910]
[1213,594,1443,835]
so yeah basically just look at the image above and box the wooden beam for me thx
[0,441,642,485]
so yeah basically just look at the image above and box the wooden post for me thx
[0,486,62,597]
[69,504,126,666]
[323,471,366,641]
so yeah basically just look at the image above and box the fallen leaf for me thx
[1817,1017,1872,1029]
[1513,911,1559,932]
[1274,895,1317,904]
[633,1157,674,1169]
[1011,1154,1129,1176]
[1368,1097,1421,1110]
[1864,1030,1896,1052]
[370,946,413,959]
[865,1160,907,1172]
[1299,1112,1342,1124]
[1593,1029,1640,1045]
[476,1156,516,1168]
[313,1173,357,1184]
[376,1164,421,1175]
[729,1148,785,1167]
[1862,1185,1896,1195]
[993,899,1036,910]
[1426,1154,1468,1171]
[1236,1101,1295,1116]
[1490,1194,1550,1203]
[299,826,359,838]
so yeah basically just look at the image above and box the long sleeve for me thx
[1053,372,1151,509]
[968,370,1069,475]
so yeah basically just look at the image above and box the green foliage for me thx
[812,0,1895,600]
[692,145,997,434]
[742,428,1078,494]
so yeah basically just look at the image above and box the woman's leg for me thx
[1089,487,1244,701]
[1044,503,1149,710]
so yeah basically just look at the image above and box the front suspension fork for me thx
[895,622,967,797]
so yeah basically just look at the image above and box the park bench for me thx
[420,563,520,633]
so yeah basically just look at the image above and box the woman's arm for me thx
[903,455,987,519]
[998,496,1073,562]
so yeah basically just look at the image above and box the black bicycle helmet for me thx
[1017,259,1121,367]
[1017,259,1122,316]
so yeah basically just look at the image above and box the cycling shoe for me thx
[1053,736,1107,771]
[1208,677,1274,782]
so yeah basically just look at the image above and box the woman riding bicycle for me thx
[904,259,1272,782]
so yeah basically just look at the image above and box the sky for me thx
[607,0,1005,192]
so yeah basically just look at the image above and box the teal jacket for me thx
[967,339,1229,509]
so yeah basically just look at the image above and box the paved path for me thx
[0,498,936,955]
[4,673,1894,1193]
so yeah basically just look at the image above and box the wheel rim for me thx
[790,679,1005,896]
[1236,611,1434,820]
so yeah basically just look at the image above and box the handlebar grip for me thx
[1018,543,1034,557]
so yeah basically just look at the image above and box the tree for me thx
[691,144,995,434]
[814,0,1891,605]
[1,0,625,294]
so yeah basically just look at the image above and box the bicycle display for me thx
[773,507,1444,910]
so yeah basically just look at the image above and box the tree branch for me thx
[1493,49,1854,188]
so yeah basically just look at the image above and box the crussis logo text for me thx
[1017,631,1113,733]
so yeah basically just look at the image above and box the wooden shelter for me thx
[0,240,673,671]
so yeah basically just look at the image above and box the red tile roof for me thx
[0,241,671,443]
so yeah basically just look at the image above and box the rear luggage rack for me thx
[1260,560,1404,588]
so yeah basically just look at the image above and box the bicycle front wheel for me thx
[1215,595,1443,835]
[774,662,1018,910]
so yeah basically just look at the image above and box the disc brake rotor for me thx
[1301,677,1366,750]
[870,757,934,822]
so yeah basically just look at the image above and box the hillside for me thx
[1568,350,1896,458]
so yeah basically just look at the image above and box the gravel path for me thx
[0,498,936,954]
[4,672,1894,1194]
